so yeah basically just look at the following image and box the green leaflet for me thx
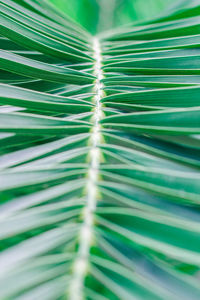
[0,0,200,299]
[0,50,94,85]
[102,108,200,134]
[0,84,93,113]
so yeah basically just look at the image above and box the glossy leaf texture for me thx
[0,0,200,299]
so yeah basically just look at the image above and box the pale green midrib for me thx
[68,37,104,300]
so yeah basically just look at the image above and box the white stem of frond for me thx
[69,37,104,300]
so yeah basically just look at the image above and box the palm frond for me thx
[0,0,200,299]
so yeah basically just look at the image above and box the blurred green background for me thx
[49,0,178,34]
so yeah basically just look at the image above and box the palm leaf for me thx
[0,0,200,299]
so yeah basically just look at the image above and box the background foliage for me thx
[50,0,176,33]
